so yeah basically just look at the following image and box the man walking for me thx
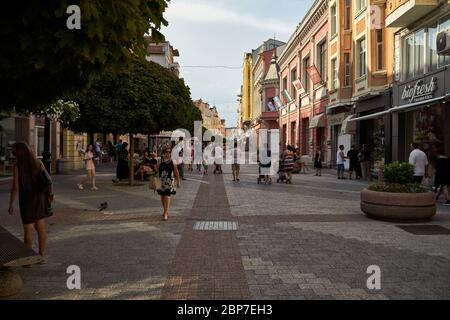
[409,142,428,183]
[337,145,346,180]
[231,141,241,182]
[360,144,372,181]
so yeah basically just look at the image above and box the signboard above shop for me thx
[393,68,449,107]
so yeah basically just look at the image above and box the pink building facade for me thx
[278,0,330,162]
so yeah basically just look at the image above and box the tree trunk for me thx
[129,133,134,186]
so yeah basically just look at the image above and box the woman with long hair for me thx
[157,146,180,221]
[78,144,98,190]
[8,142,53,261]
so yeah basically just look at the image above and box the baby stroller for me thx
[257,162,272,184]
[277,160,288,183]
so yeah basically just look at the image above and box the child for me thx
[202,158,208,175]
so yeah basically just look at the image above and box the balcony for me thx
[260,111,279,121]
[386,0,438,27]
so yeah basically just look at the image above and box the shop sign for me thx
[401,77,437,103]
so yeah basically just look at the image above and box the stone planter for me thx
[361,188,436,220]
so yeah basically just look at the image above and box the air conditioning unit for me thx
[437,29,450,55]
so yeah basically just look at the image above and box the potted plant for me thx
[361,161,436,220]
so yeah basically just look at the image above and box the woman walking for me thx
[8,142,53,261]
[283,145,295,184]
[113,142,129,183]
[158,146,180,221]
[78,144,98,190]
[434,149,450,205]
[314,149,323,176]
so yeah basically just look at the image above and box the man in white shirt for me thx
[214,143,223,174]
[409,142,428,183]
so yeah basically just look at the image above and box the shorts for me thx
[232,164,240,171]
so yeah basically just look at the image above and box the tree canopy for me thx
[68,58,202,135]
[0,0,170,112]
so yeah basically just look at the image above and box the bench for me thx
[0,225,43,297]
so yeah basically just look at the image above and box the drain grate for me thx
[193,221,238,231]
[397,225,450,235]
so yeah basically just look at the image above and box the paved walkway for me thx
[0,164,449,299]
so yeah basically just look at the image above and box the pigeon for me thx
[98,202,108,211]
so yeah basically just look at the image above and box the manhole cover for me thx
[397,225,450,235]
[193,221,238,231]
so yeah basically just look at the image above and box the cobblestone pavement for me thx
[1,163,449,299]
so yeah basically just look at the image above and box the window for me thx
[405,35,414,79]
[331,58,338,90]
[438,16,450,68]
[282,77,288,93]
[414,30,425,76]
[331,5,337,35]
[344,53,351,86]
[356,0,365,14]
[291,68,297,98]
[403,29,426,79]
[357,38,366,77]
[376,30,383,70]
[317,40,327,81]
[345,0,351,30]
[303,56,310,93]
[428,24,438,72]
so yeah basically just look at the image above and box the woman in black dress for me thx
[158,146,180,221]
[8,142,53,260]
[113,142,129,183]
[314,149,323,176]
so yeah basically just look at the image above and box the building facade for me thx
[0,115,62,173]
[327,0,395,168]
[386,0,450,167]
[193,100,226,136]
[278,0,330,162]
[145,36,180,77]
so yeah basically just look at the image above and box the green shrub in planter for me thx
[382,161,414,184]
[368,183,427,193]
[369,161,428,193]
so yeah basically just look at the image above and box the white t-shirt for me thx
[409,149,428,176]
[336,150,345,165]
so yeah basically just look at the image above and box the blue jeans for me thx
[337,164,345,177]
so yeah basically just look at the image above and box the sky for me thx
[161,0,314,127]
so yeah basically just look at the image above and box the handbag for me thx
[149,176,161,193]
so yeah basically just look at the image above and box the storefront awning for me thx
[341,115,356,134]
[389,95,449,114]
[349,94,450,122]
[309,113,326,129]
[348,110,389,122]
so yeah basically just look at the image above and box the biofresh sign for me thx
[401,77,438,103]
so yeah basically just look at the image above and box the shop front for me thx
[391,67,450,165]
[353,91,392,165]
